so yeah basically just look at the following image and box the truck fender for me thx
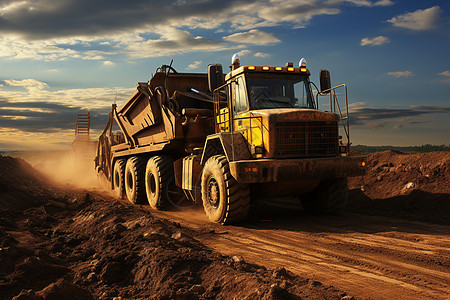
[200,132,251,165]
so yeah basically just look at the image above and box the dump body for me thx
[94,69,217,181]
[114,72,213,153]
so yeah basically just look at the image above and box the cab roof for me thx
[225,65,310,81]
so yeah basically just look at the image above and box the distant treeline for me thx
[352,144,450,153]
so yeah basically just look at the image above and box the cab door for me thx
[232,76,262,149]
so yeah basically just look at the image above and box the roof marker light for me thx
[287,67,295,71]
[275,67,282,71]
[262,66,270,70]
[248,66,256,70]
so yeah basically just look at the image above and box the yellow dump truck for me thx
[95,55,365,224]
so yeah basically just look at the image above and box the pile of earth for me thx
[0,155,351,300]
[348,150,450,225]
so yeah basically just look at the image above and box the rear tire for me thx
[145,156,191,210]
[145,156,172,210]
[201,155,250,224]
[300,178,349,214]
[113,159,125,199]
[125,156,146,204]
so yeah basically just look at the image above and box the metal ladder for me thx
[75,112,90,138]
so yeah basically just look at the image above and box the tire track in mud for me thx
[148,205,450,300]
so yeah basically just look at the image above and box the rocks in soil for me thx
[348,150,450,224]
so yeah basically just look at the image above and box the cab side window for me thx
[233,76,248,114]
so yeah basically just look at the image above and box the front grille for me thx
[274,121,338,157]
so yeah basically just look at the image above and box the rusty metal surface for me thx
[229,156,365,183]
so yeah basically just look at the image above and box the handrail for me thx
[317,84,350,153]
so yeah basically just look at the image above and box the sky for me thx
[0,0,449,151]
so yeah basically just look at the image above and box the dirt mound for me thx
[348,150,450,224]
[0,155,350,300]
[0,155,51,212]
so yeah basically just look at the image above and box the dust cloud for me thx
[20,147,112,195]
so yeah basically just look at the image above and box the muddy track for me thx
[134,198,450,300]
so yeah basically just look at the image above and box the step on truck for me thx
[95,55,366,224]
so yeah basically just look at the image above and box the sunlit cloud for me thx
[236,49,252,57]
[126,27,237,58]
[360,36,390,46]
[438,71,450,84]
[366,122,388,129]
[386,71,413,78]
[254,52,271,58]
[0,128,77,151]
[223,29,280,45]
[387,6,442,30]
[187,60,202,70]
[326,0,394,7]
[0,0,403,62]
[1,79,133,109]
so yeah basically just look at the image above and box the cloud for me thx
[0,75,190,149]
[0,0,342,40]
[0,35,117,61]
[360,36,390,46]
[0,128,77,151]
[0,0,396,61]
[392,124,403,130]
[386,71,413,78]
[438,71,450,84]
[126,27,235,58]
[254,52,270,58]
[223,30,280,45]
[373,0,394,6]
[1,79,134,112]
[350,105,450,126]
[387,6,442,30]
[4,79,48,92]
[366,122,388,129]
[187,60,202,70]
[103,61,114,66]
[236,49,252,57]
[326,0,394,7]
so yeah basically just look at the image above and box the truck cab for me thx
[213,60,342,160]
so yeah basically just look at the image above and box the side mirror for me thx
[319,69,331,93]
[208,64,224,92]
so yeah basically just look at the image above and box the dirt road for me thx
[3,150,448,299]
[147,199,450,300]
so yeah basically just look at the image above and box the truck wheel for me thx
[125,156,146,204]
[113,159,125,199]
[300,178,349,214]
[145,156,173,210]
[201,155,250,224]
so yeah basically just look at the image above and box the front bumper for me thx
[229,156,365,183]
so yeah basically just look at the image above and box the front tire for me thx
[124,156,146,204]
[201,155,250,224]
[300,178,349,214]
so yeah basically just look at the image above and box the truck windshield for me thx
[246,73,315,109]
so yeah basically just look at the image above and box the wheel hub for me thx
[207,177,220,208]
